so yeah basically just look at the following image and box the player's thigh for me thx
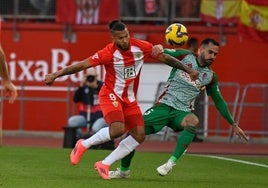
[169,110,194,130]
[143,103,174,134]
[99,86,124,125]
[123,101,145,142]
[124,101,144,131]
[183,113,199,126]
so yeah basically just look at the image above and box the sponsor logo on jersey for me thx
[134,52,142,59]
[124,65,136,79]
[112,101,118,107]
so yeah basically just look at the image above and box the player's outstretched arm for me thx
[0,45,17,103]
[158,53,199,80]
[208,78,249,142]
[2,80,17,103]
[44,58,91,86]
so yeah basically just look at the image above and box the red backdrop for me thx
[1,23,267,134]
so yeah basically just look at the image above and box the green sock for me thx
[120,150,136,171]
[170,125,196,163]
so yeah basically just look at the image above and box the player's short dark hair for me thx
[108,20,126,33]
[201,38,219,47]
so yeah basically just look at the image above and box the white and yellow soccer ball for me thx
[165,23,189,46]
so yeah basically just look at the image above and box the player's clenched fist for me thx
[189,70,199,81]
[44,73,56,86]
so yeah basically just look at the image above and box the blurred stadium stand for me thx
[0,0,201,24]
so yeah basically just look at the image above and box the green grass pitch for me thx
[0,146,267,188]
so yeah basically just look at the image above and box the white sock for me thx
[81,127,111,148]
[102,135,139,166]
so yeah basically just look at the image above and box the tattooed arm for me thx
[44,58,91,86]
[152,44,199,81]
[158,53,199,81]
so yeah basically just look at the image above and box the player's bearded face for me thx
[200,44,219,66]
[113,29,130,50]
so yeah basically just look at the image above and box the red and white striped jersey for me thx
[88,38,153,103]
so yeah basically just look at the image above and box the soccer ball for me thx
[165,23,189,46]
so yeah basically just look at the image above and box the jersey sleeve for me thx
[164,48,192,60]
[138,39,153,57]
[88,44,113,67]
[206,74,235,125]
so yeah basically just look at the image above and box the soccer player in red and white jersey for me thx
[45,20,199,179]
[0,18,17,103]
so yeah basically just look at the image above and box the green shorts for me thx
[143,103,192,135]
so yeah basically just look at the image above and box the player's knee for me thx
[132,133,145,143]
[130,127,145,143]
[182,114,199,127]
[109,122,125,138]
[136,132,145,143]
[191,116,199,126]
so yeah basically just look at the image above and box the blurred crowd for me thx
[0,0,201,23]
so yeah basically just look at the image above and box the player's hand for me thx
[152,44,163,57]
[232,123,249,141]
[2,80,17,103]
[189,70,199,81]
[44,73,56,86]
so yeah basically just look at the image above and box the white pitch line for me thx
[188,154,268,168]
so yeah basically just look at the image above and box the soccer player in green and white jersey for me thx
[109,38,249,178]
